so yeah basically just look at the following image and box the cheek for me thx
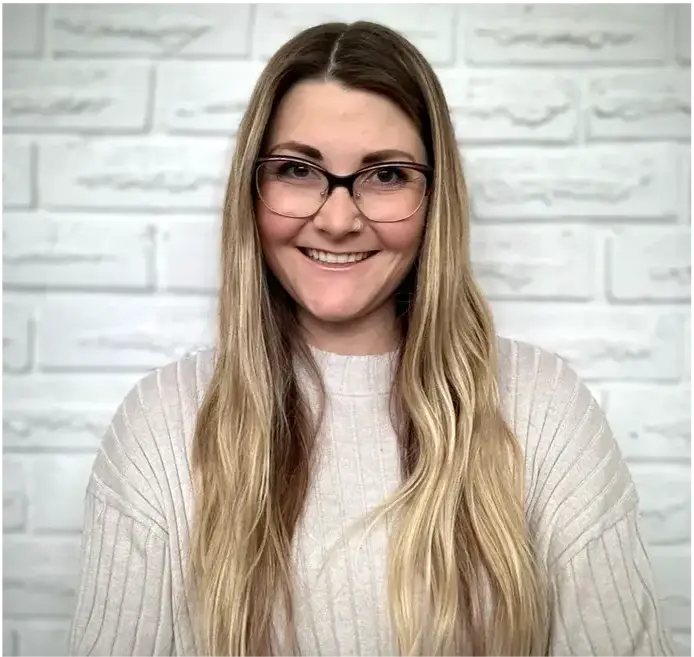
[256,206,302,255]
[376,212,426,257]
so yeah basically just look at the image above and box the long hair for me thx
[188,20,549,656]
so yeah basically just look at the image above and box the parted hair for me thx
[187,20,549,656]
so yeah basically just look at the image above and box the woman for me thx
[69,21,673,657]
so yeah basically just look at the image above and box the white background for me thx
[2,3,691,655]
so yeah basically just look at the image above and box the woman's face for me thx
[256,80,428,352]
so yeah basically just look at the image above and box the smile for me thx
[299,248,378,265]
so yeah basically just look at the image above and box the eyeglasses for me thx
[255,156,433,223]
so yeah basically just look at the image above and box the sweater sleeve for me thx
[69,494,174,656]
[69,379,176,656]
[501,340,675,657]
[549,509,674,656]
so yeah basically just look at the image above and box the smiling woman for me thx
[256,79,432,349]
[69,19,673,657]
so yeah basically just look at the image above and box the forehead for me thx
[265,80,426,166]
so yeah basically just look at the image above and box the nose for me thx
[312,186,362,237]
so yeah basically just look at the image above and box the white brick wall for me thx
[2,4,691,656]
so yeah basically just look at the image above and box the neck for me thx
[298,299,400,356]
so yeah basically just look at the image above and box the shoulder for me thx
[495,336,590,434]
[87,347,217,525]
[495,335,604,443]
[134,346,217,420]
[494,336,638,566]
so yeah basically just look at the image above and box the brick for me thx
[3,61,150,133]
[50,4,251,57]
[3,4,41,56]
[157,217,219,292]
[608,227,691,302]
[3,372,135,450]
[587,70,690,141]
[31,454,95,533]
[463,5,667,65]
[2,373,136,407]
[672,636,694,657]
[464,144,679,221]
[630,464,690,546]
[675,4,691,65]
[3,536,81,618]
[155,61,265,134]
[3,302,34,374]
[603,384,691,462]
[4,408,112,452]
[651,545,691,632]
[457,4,585,22]
[39,137,232,211]
[675,145,694,227]
[3,137,33,209]
[684,316,691,380]
[436,70,579,144]
[491,304,685,382]
[36,295,214,370]
[458,4,668,23]
[3,213,153,291]
[3,456,28,532]
[666,636,694,657]
[471,226,597,300]
[11,620,70,657]
[3,625,17,657]
[254,4,456,65]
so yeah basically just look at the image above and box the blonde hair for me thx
[188,21,549,656]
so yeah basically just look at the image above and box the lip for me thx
[298,247,378,256]
[297,247,379,270]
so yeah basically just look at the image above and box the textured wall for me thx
[2,4,691,655]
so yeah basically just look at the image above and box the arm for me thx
[503,340,675,656]
[549,508,674,656]
[69,381,175,656]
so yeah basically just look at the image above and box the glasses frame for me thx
[255,155,434,223]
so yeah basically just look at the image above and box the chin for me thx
[299,295,372,325]
[303,305,366,325]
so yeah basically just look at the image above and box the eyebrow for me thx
[268,140,417,165]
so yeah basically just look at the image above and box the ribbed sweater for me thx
[69,338,674,656]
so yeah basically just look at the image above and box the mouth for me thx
[298,248,379,266]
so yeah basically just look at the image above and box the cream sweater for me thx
[69,338,674,656]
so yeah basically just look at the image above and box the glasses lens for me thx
[256,160,327,218]
[355,165,427,222]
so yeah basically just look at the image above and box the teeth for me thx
[306,249,372,264]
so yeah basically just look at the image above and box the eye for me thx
[381,168,405,183]
[362,166,410,188]
[275,162,315,179]
[260,159,325,186]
